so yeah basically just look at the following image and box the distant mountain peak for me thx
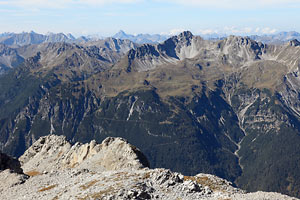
[178,31,193,39]
[173,31,195,45]
[118,30,127,35]
[113,30,168,44]
[113,30,130,39]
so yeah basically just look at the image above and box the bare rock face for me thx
[19,135,72,173]
[0,44,25,74]
[77,137,150,171]
[289,39,300,47]
[0,152,23,174]
[19,134,149,174]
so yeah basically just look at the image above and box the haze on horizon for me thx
[0,0,299,37]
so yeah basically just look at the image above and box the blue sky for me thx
[0,0,299,36]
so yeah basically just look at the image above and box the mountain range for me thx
[0,31,77,47]
[249,31,300,44]
[1,30,300,198]
[112,30,169,44]
[0,37,137,75]
[1,30,300,48]
[111,30,300,44]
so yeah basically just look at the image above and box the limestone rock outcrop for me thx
[19,134,149,174]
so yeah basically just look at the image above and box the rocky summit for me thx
[0,135,298,200]
[19,135,149,173]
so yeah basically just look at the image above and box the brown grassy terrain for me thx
[25,170,42,177]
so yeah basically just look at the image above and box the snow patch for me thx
[127,97,138,121]
[50,118,55,134]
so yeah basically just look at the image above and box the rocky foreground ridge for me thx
[0,135,297,200]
